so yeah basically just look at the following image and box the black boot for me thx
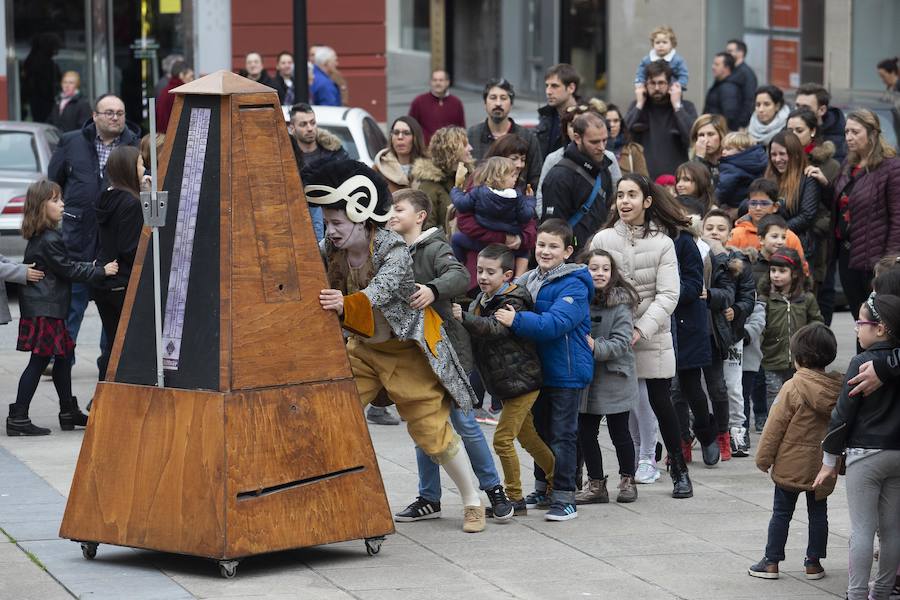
[59,396,88,431]
[669,453,694,499]
[7,404,51,436]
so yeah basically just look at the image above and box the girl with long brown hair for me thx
[766,130,822,262]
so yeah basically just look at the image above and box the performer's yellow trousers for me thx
[347,337,460,464]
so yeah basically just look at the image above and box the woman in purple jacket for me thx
[834,109,900,320]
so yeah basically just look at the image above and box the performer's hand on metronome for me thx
[103,261,119,276]
[319,289,344,315]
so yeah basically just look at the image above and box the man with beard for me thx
[624,60,698,179]
[408,70,466,144]
[535,63,581,157]
[467,78,543,190]
[539,112,614,252]
[272,51,296,106]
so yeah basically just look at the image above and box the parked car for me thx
[0,121,60,260]
[282,105,387,167]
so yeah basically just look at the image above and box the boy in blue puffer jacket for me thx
[495,219,593,522]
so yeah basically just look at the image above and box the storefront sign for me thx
[770,0,801,31]
[769,37,801,89]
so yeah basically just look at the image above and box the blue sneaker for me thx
[544,501,578,521]
[524,490,550,509]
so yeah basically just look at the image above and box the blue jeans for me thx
[416,405,501,502]
[765,485,828,562]
[532,386,581,504]
[66,283,108,371]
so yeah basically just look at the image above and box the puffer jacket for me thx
[372,148,412,192]
[707,248,737,357]
[409,227,473,373]
[511,264,594,388]
[835,156,900,271]
[673,232,710,370]
[590,220,680,379]
[756,367,843,499]
[20,229,106,319]
[463,283,542,399]
[758,285,824,371]
[412,158,454,233]
[581,286,638,416]
[824,341,900,453]
[715,144,768,208]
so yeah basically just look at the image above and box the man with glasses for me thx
[408,70,465,145]
[625,60,697,179]
[48,93,140,374]
[467,78,544,190]
[536,64,581,157]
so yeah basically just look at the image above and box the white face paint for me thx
[323,208,368,250]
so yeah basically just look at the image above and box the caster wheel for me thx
[80,542,98,560]
[218,560,239,578]
[365,537,385,556]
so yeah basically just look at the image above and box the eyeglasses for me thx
[97,110,125,119]
[391,130,412,137]
[855,320,880,331]
[748,200,774,207]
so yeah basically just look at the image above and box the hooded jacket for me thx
[408,227,473,373]
[412,158,454,233]
[450,185,534,234]
[756,367,843,499]
[511,264,594,388]
[373,148,411,192]
[20,229,106,319]
[94,187,143,291]
[758,284,824,371]
[582,286,638,416]
[824,341,900,454]
[539,142,614,252]
[48,119,141,262]
[463,283,542,399]
[590,221,680,379]
[715,144,768,209]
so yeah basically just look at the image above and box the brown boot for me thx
[616,475,638,503]
[574,476,608,505]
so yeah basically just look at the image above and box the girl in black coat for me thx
[93,146,146,381]
[8,180,117,436]
[766,131,822,263]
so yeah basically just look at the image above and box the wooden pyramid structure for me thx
[59,71,394,571]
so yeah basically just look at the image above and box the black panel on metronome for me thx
[115,94,222,390]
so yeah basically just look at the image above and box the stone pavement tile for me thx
[657,509,776,533]
[571,531,720,557]
[311,563,490,591]
[496,575,680,600]
[471,555,623,586]
[353,583,516,600]
[295,539,447,570]
[616,487,761,515]
[421,538,584,567]
[0,540,72,600]
[605,552,846,599]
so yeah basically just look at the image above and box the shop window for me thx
[400,0,430,52]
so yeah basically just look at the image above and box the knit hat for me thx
[305,160,392,224]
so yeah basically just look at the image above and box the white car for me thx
[282,105,387,167]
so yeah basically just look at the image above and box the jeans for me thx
[66,282,91,365]
[532,386,582,504]
[752,367,768,421]
[765,485,828,563]
[493,390,554,501]
[704,357,730,434]
[765,368,794,411]
[417,404,501,502]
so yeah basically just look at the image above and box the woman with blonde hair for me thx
[412,126,472,232]
[833,109,900,320]
[690,113,728,187]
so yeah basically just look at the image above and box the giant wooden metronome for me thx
[59,71,394,577]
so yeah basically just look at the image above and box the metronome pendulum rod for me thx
[144,98,167,388]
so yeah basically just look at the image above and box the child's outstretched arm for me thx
[0,255,41,285]
[43,235,107,285]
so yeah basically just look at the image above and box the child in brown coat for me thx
[749,323,843,581]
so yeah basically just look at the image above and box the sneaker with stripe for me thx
[544,501,578,521]
[394,496,441,522]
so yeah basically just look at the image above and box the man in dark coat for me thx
[467,78,543,190]
[625,60,698,179]
[535,63,581,158]
[796,83,848,164]
[726,39,758,128]
[47,93,140,351]
[48,71,93,133]
[539,113,613,252]
[703,53,744,131]
[272,51,296,106]
[243,51,275,88]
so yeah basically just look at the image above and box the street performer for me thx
[310,161,488,533]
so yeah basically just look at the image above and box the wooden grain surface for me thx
[59,383,227,557]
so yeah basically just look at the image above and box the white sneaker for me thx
[634,459,660,484]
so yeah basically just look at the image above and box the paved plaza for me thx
[0,292,860,599]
